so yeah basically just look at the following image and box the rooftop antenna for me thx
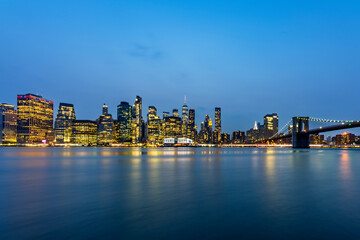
[184,95,186,104]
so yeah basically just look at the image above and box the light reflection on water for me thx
[1,147,360,239]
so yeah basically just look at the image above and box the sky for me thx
[1,0,360,134]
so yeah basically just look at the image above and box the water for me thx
[1,147,360,239]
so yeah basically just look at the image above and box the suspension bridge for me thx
[266,117,360,148]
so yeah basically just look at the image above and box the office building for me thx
[182,97,189,123]
[148,106,157,122]
[17,94,54,144]
[133,96,143,143]
[117,101,132,143]
[232,131,245,144]
[97,104,115,145]
[335,133,356,145]
[214,107,221,143]
[263,113,279,139]
[147,107,163,144]
[54,103,76,143]
[71,120,97,145]
[164,116,182,138]
[0,103,17,144]
[188,109,196,141]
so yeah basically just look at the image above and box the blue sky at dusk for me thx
[1,0,360,133]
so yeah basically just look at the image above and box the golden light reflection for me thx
[340,150,351,180]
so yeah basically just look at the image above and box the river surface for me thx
[1,147,360,239]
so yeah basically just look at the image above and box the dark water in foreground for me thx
[1,147,360,239]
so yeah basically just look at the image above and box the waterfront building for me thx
[17,94,54,144]
[117,101,132,143]
[147,115,163,145]
[198,115,213,143]
[113,120,119,143]
[188,109,196,141]
[54,103,76,143]
[263,113,279,139]
[246,121,260,143]
[0,103,17,144]
[173,109,179,118]
[214,107,221,143]
[232,131,245,144]
[164,116,182,138]
[133,96,143,143]
[221,133,230,144]
[71,120,97,145]
[310,134,324,144]
[163,112,170,119]
[97,104,115,145]
[334,132,356,145]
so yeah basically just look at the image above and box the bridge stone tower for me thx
[292,117,310,148]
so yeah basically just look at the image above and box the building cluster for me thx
[1,93,359,146]
[0,94,223,146]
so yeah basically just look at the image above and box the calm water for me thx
[1,147,360,239]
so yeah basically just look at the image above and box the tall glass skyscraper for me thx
[0,103,17,144]
[97,104,115,145]
[117,101,132,143]
[214,107,221,143]
[54,103,76,143]
[182,97,189,123]
[188,109,196,140]
[17,94,54,144]
[133,96,143,143]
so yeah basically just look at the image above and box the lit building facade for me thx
[71,120,97,145]
[97,104,115,145]
[214,107,221,143]
[335,133,356,145]
[117,101,132,143]
[310,134,324,144]
[263,113,278,139]
[17,94,54,144]
[198,115,213,143]
[147,107,164,145]
[164,116,182,138]
[54,103,76,143]
[188,109,196,141]
[232,131,245,143]
[133,96,143,143]
[0,103,17,144]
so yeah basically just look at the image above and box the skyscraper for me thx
[147,106,157,122]
[133,96,143,143]
[188,109,196,140]
[147,107,163,144]
[263,113,279,139]
[182,96,189,123]
[0,103,17,144]
[164,116,182,138]
[54,103,76,143]
[173,109,179,118]
[97,104,115,145]
[17,94,54,144]
[214,107,221,143]
[117,101,132,143]
[71,120,97,145]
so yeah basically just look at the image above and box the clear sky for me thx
[1,0,360,134]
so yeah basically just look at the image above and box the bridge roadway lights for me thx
[292,117,310,148]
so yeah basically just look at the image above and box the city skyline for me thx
[1,1,360,134]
